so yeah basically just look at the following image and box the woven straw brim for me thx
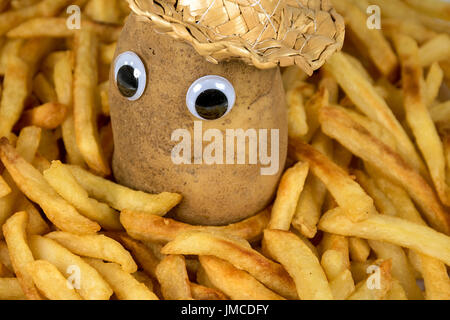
[126,0,345,75]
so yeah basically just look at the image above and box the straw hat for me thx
[126,0,345,75]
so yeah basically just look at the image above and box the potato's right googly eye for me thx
[114,51,147,101]
[186,75,236,120]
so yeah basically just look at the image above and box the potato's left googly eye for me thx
[114,51,147,101]
[186,75,236,120]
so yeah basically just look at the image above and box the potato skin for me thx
[109,14,288,225]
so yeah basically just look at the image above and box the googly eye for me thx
[114,51,147,101]
[186,75,236,120]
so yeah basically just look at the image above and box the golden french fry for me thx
[419,34,450,67]
[382,18,436,44]
[26,260,83,300]
[161,230,297,299]
[0,39,23,76]
[53,51,85,167]
[291,175,322,238]
[0,241,12,271]
[73,29,110,176]
[0,0,70,36]
[348,259,392,300]
[99,43,116,66]
[0,138,100,234]
[16,102,68,130]
[403,0,450,20]
[321,249,348,281]
[67,164,182,215]
[46,232,137,273]
[366,165,450,300]
[132,271,154,292]
[0,175,11,198]
[268,161,309,230]
[0,56,29,138]
[13,195,50,235]
[426,62,444,107]
[7,17,122,42]
[43,161,122,230]
[319,105,450,234]
[286,83,308,139]
[385,279,408,300]
[348,238,371,263]
[324,51,426,175]
[282,65,308,91]
[353,170,397,217]
[190,282,227,300]
[264,229,333,300]
[0,278,26,300]
[156,255,192,300]
[119,235,160,278]
[32,73,57,103]
[375,78,404,120]
[29,235,112,300]
[120,207,269,244]
[319,69,338,104]
[369,0,450,34]
[198,255,285,300]
[368,240,423,300]
[329,269,355,300]
[430,101,450,123]
[319,208,450,266]
[331,0,398,79]
[37,129,59,162]
[291,133,330,238]
[15,126,41,163]
[98,80,110,116]
[45,231,137,273]
[289,139,376,222]
[85,258,158,300]
[85,0,122,24]
[394,34,450,207]
[2,211,41,299]
[302,87,329,142]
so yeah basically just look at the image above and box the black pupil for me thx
[195,89,228,120]
[117,65,138,98]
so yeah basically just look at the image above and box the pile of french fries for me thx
[0,0,449,300]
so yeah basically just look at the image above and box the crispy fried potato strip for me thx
[27,260,83,300]
[161,230,297,299]
[120,206,270,244]
[319,208,450,266]
[264,229,333,300]
[46,231,137,273]
[0,138,100,234]
[198,256,285,300]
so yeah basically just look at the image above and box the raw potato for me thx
[110,14,288,225]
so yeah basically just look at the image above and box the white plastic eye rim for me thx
[186,75,236,120]
[114,51,147,101]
